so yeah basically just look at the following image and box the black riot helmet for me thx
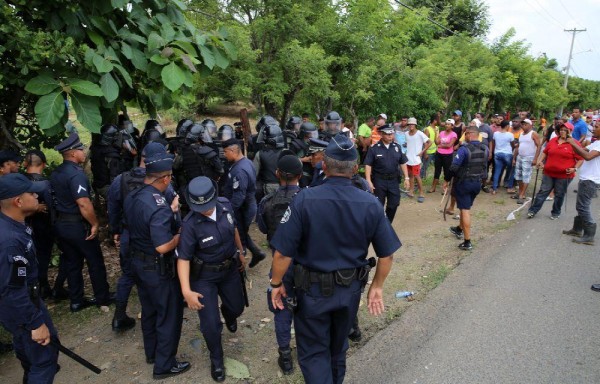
[256,115,278,133]
[324,111,342,135]
[186,123,212,143]
[218,124,235,141]
[144,129,163,144]
[100,124,119,146]
[176,119,194,138]
[286,116,302,133]
[261,124,285,148]
[299,122,319,140]
[144,119,164,135]
[202,119,218,139]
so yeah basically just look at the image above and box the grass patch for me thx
[493,199,506,205]
[420,264,450,290]
[495,221,514,231]
[474,210,489,219]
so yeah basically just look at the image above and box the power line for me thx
[391,0,455,35]
[523,0,563,30]
[557,0,577,23]
[530,0,566,28]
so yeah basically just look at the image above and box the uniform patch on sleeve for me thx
[17,267,26,277]
[77,185,87,194]
[153,193,167,206]
[227,213,234,225]
[232,176,240,189]
[280,206,291,224]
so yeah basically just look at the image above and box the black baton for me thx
[240,270,249,307]
[51,339,101,374]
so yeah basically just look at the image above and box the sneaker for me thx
[545,196,554,201]
[458,241,473,250]
[527,212,535,218]
[449,226,463,239]
[550,215,560,220]
[516,198,524,204]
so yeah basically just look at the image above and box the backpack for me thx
[262,188,298,241]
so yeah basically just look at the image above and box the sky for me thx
[485,0,600,81]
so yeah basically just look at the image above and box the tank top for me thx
[518,130,536,157]
[424,125,438,154]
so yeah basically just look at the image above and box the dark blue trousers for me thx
[267,265,295,349]
[54,221,110,305]
[190,265,245,367]
[131,257,183,374]
[373,177,400,222]
[295,280,362,384]
[115,230,134,305]
[235,206,261,254]
[6,303,59,384]
[32,231,54,288]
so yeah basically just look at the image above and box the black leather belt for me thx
[56,212,83,222]
[131,250,157,263]
[374,173,398,180]
[203,258,234,272]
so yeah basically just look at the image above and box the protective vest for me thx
[262,188,297,241]
[257,148,281,184]
[120,169,146,201]
[91,144,122,189]
[181,143,223,184]
[460,143,487,180]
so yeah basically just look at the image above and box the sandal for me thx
[510,195,519,199]
[444,209,455,215]
[406,193,415,198]
[427,190,435,193]
[507,189,516,194]
[417,196,425,203]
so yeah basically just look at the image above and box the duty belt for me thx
[56,212,84,222]
[373,172,398,180]
[203,257,235,272]
[131,250,157,263]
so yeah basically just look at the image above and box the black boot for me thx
[563,216,584,237]
[573,222,596,245]
[278,348,294,375]
[247,241,266,268]
[112,302,136,332]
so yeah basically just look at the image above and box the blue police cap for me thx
[278,155,303,175]
[54,133,85,153]
[222,138,241,149]
[325,134,357,161]
[144,152,174,174]
[380,124,394,134]
[0,150,23,164]
[185,176,218,213]
[308,138,328,154]
[142,142,168,158]
[0,173,46,200]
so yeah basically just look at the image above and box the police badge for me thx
[280,206,291,223]
[227,213,233,225]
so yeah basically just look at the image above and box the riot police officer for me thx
[183,123,224,184]
[50,133,112,312]
[202,119,218,141]
[320,111,343,140]
[106,141,175,332]
[297,123,319,187]
[222,138,267,268]
[269,134,401,384]
[257,155,303,375]
[123,150,190,379]
[177,176,246,382]
[248,115,278,160]
[0,173,59,383]
[283,116,302,150]
[254,123,285,202]
[139,119,166,151]
[364,124,410,222]
[90,124,124,198]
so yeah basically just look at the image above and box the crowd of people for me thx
[0,105,599,383]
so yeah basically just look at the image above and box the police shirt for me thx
[107,167,178,235]
[177,198,237,264]
[271,177,401,273]
[364,141,408,176]
[451,140,488,170]
[124,184,178,256]
[0,212,44,331]
[50,160,92,214]
[223,157,257,211]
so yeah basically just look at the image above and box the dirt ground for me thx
[0,169,536,383]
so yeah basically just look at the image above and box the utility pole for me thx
[559,28,586,116]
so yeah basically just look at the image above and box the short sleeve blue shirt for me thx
[50,160,92,214]
[223,157,257,211]
[364,141,408,174]
[270,177,401,272]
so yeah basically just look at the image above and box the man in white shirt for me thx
[513,119,541,204]
[405,117,431,202]
[564,120,600,247]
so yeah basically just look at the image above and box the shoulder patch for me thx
[280,206,291,224]
[77,185,87,193]
[232,176,240,189]
[395,145,399,152]
[153,193,167,206]
[12,255,29,264]
[227,213,234,225]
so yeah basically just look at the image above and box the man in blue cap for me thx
[307,137,329,186]
[0,173,60,383]
[222,138,267,268]
[50,133,112,312]
[106,140,178,332]
[123,149,189,379]
[0,149,22,176]
[269,133,401,383]
[177,176,246,382]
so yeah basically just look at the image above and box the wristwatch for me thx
[269,279,283,288]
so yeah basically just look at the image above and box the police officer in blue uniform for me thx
[177,176,246,382]
[269,134,401,384]
[107,142,176,331]
[364,123,410,222]
[50,133,112,312]
[0,173,59,383]
[257,155,303,375]
[222,138,267,268]
[123,150,189,379]
[308,138,329,187]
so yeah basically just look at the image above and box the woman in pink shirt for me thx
[429,119,458,193]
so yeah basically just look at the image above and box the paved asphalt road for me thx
[347,189,600,384]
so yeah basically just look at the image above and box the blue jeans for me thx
[420,152,435,179]
[576,179,598,224]
[492,153,513,190]
[528,175,571,216]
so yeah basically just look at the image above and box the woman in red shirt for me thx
[527,122,583,219]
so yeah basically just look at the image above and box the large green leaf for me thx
[131,48,148,71]
[121,42,133,59]
[161,61,186,92]
[221,41,238,61]
[113,64,133,88]
[148,32,165,52]
[70,92,102,133]
[199,45,215,69]
[68,79,104,97]
[150,54,170,65]
[25,75,61,96]
[34,91,65,129]
[100,73,119,102]
[171,41,197,56]
[93,54,114,73]
[87,30,105,47]
[212,46,229,69]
